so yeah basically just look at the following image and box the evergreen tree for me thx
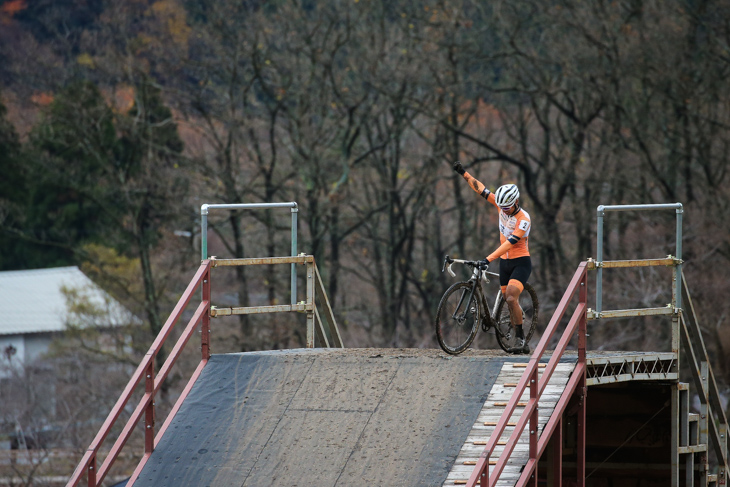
[0,94,27,269]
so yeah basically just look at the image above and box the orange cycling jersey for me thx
[462,171,531,261]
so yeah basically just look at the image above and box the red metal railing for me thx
[66,260,212,487]
[466,262,588,487]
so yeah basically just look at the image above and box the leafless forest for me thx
[1,0,730,483]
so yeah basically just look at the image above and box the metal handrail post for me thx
[596,210,604,313]
[201,205,208,261]
[201,202,299,305]
[291,206,298,305]
[595,203,683,313]
[675,208,683,310]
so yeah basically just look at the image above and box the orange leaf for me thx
[1,0,27,16]
[30,92,54,106]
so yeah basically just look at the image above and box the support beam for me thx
[577,372,586,487]
[672,383,680,486]
[552,418,562,487]
[306,261,315,348]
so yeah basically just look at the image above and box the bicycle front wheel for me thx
[435,281,480,355]
[494,282,539,352]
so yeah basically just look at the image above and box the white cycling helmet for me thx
[494,184,520,208]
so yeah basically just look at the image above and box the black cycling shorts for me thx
[498,256,532,287]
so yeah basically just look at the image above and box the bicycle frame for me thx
[444,257,503,329]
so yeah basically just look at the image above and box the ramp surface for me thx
[133,348,567,487]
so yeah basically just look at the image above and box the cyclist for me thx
[453,161,532,354]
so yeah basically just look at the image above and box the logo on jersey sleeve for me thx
[519,219,530,231]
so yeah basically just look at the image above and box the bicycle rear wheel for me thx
[494,283,539,352]
[435,281,480,355]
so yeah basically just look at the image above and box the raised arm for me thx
[452,161,497,207]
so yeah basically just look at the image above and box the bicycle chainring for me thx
[481,318,489,333]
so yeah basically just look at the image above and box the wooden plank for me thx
[477,412,554,420]
[211,255,313,266]
[448,471,522,484]
[450,461,525,469]
[458,446,525,457]
[210,304,310,316]
[595,258,676,269]
[451,460,523,470]
[483,389,565,399]
[594,307,675,319]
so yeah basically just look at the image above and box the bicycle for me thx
[435,255,539,355]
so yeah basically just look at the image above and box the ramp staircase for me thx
[455,262,589,487]
[445,361,576,486]
[457,203,728,486]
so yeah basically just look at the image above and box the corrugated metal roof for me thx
[0,266,137,336]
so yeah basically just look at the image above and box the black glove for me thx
[478,259,490,270]
[453,160,465,175]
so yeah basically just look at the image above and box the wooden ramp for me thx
[444,361,577,486]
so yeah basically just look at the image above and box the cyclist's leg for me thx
[498,258,511,292]
[499,258,524,328]
[504,258,532,347]
[505,257,532,301]
[498,259,512,324]
[504,280,524,328]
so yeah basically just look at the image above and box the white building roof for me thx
[0,266,136,336]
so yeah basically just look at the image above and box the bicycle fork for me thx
[453,282,478,323]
